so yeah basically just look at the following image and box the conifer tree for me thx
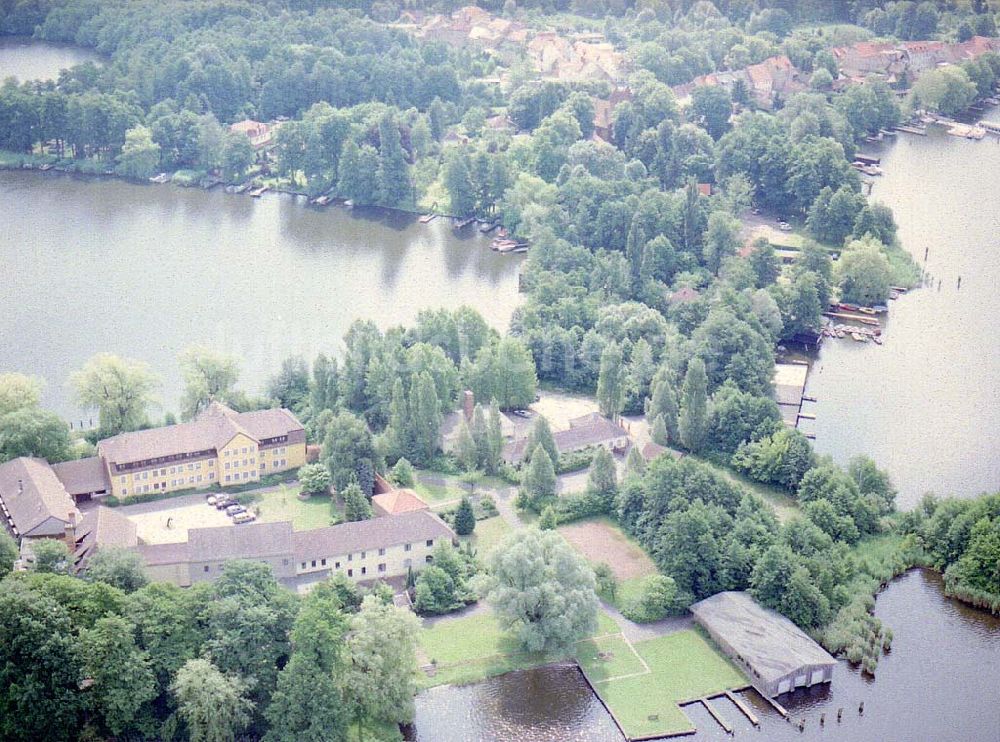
[518,445,556,512]
[597,342,625,420]
[678,358,709,453]
[453,497,476,536]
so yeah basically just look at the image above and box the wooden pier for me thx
[774,362,811,429]
[453,216,476,229]
[724,690,760,727]
[699,698,732,734]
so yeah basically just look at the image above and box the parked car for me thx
[215,497,234,510]
[233,511,257,524]
[513,409,531,418]
[226,504,246,516]
[206,495,218,506]
[778,221,792,232]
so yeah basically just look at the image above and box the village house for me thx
[98,401,306,499]
[138,510,456,590]
[0,456,138,570]
[502,411,630,465]
[372,488,429,517]
[229,119,273,149]
[592,87,633,142]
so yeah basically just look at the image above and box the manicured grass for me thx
[573,634,645,682]
[586,629,748,739]
[463,515,512,558]
[247,484,337,530]
[413,479,466,504]
[418,607,619,689]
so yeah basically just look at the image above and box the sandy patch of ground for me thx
[558,518,658,581]
[126,500,232,544]
[530,391,600,431]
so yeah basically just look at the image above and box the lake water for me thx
[412,571,1000,742]
[0,171,523,419]
[799,108,1000,508]
[408,664,622,742]
[0,37,103,81]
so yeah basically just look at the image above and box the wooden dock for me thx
[724,690,760,726]
[699,698,732,734]
[453,216,476,229]
[894,124,927,136]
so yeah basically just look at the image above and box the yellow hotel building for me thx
[97,401,306,498]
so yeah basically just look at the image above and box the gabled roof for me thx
[0,457,79,538]
[74,505,138,568]
[188,520,294,562]
[293,510,455,560]
[691,591,836,683]
[52,456,109,496]
[555,414,628,453]
[372,488,428,516]
[98,402,303,466]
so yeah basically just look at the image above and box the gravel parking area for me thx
[117,493,232,544]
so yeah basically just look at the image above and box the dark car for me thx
[215,497,235,510]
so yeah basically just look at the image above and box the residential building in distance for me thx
[229,119,273,149]
[502,411,630,465]
[0,457,81,541]
[139,510,456,591]
[98,401,305,499]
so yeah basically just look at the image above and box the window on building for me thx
[378,563,386,573]
[426,539,434,547]
[260,463,266,471]
[209,472,215,480]
[347,569,353,577]
[282,559,288,566]
[120,476,126,484]
[242,447,248,454]
[311,560,317,568]
[348,553,353,562]
[361,567,367,575]
[425,555,433,563]
[197,475,202,483]
[243,472,250,480]
[153,482,160,490]
[225,475,231,483]
[189,476,195,484]
[301,562,306,569]
[378,547,386,556]
[122,488,127,495]
[203,565,210,573]
[321,558,327,566]
[225,462,230,470]
[404,543,412,552]
[335,561,340,569]
[360,551,366,559]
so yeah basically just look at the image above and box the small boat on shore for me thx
[454,216,476,229]
[835,329,846,339]
[480,221,499,234]
[311,194,332,206]
[149,172,170,184]
[344,199,354,208]
[872,336,883,345]
[247,185,269,198]
[419,213,436,224]
[858,306,877,315]
[851,332,867,342]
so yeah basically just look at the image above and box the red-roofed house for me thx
[229,119,272,149]
[372,488,429,517]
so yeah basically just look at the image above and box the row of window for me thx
[224,458,254,470]
[224,471,257,483]
[261,446,288,455]
[122,471,217,495]
[120,460,213,485]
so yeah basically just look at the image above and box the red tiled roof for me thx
[372,488,429,516]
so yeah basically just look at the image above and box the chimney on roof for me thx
[462,390,475,421]
[64,511,77,549]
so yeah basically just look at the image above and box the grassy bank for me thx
[584,629,748,739]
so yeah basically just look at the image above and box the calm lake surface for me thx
[0,37,103,81]
[0,171,523,418]
[799,108,1000,508]
[412,571,1000,742]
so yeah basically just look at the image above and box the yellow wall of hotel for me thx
[107,437,306,499]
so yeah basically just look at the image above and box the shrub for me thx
[620,575,678,623]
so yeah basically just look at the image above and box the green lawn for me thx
[413,479,466,505]
[462,516,512,558]
[586,629,748,739]
[573,634,645,682]
[418,608,619,689]
[245,484,338,530]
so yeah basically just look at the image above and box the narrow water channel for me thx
[799,107,1000,507]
